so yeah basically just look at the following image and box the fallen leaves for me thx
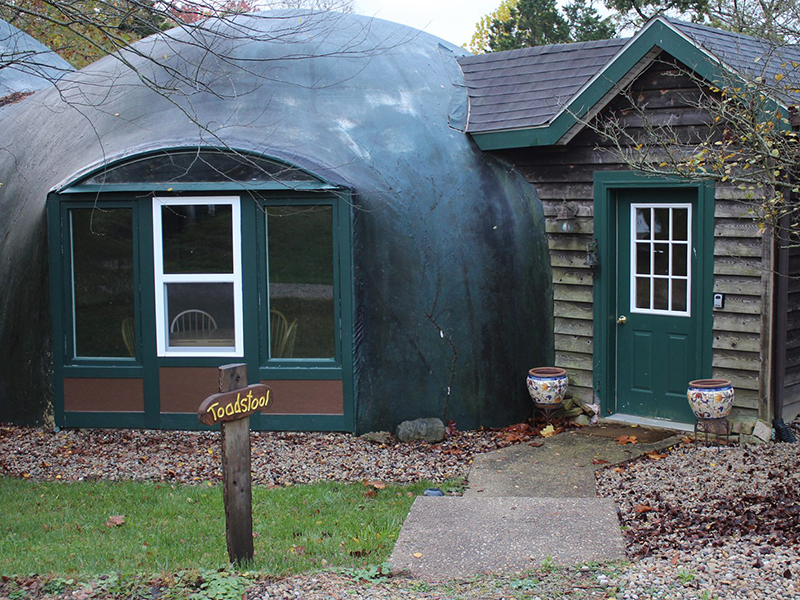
[104,515,125,528]
[633,504,655,514]
[540,425,557,437]
[646,451,668,460]
[592,458,610,465]
[617,435,638,445]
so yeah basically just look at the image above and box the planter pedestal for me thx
[694,417,730,446]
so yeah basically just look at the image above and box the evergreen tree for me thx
[476,0,617,53]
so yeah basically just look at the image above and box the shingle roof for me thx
[458,37,628,133]
[667,19,800,105]
[459,18,800,136]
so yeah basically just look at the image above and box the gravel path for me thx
[0,425,524,485]
[596,437,800,600]
[2,422,799,599]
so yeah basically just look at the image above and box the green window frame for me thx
[61,200,142,366]
[49,149,355,432]
[253,195,350,382]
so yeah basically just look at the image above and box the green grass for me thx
[0,478,459,576]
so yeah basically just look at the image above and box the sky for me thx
[351,0,501,48]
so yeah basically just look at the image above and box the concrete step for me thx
[390,496,625,580]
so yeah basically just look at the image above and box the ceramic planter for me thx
[687,379,734,419]
[527,367,568,406]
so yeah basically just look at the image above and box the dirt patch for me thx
[574,423,676,444]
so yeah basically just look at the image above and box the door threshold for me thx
[602,414,693,433]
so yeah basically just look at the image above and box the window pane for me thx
[673,208,688,241]
[162,205,232,274]
[84,151,319,185]
[71,209,135,357]
[673,244,688,277]
[653,208,669,240]
[636,242,651,275]
[635,209,651,240]
[636,277,651,309]
[268,205,335,359]
[167,283,235,348]
[672,279,688,312]
[654,243,669,275]
[653,278,669,310]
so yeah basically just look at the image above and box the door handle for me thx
[617,315,627,325]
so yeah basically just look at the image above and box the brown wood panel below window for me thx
[259,380,343,414]
[159,367,220,413]
[64,378,144,412]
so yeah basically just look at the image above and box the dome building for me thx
[0,11,553,432]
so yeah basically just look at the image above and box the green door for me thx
[614,188,702,423]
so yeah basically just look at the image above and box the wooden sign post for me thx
[198,364,272,565]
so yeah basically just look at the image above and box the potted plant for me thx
[527,367,568,406]
[687,379,734,419]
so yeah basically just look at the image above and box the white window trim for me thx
[629,203,692,318]
[153,196,243,357]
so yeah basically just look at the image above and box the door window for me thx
[630,204,692,316]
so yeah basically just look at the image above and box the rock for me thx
[360,431,394,444]
[562,397,575,410]
[752,420,773,442]
[559,407,584,418]
[730,417,756,435]
[577,401,597,416]
[395,418,446,443]
[740,433,767,445]
[573,414,591,426]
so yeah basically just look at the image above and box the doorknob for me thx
[617,315,627,325]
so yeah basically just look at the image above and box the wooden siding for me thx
[497,56,770,418]
[782,244,800,420]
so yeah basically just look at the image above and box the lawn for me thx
[0,478,459,575]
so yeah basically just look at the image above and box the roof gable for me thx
[464,17,792,150]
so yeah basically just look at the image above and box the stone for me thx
[577,401,597,416]
[573,414,591,426]
[360,431,394,444]
[562,397,575,411]
[395,417,446,443]
[559,407,585,418]
[740,434,767,445]
[752,420,773,443]
[730,417,755,435]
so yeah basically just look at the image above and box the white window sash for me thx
[153,196,243,357]
[629,203,692,318]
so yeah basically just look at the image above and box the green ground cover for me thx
[0,478,460,576]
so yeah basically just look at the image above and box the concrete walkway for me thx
[390,425,682,580]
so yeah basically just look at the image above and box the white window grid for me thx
[153,196,243,357]
[629,203,692,317]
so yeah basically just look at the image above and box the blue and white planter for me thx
[687,379,734,420]
[527,367,568,406]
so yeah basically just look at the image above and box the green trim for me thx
[63,365,144,378]
[471,19,789,150]
[593,172,715,418]
[257,367,343,380]
[49,161,356,431]
[62,182,340,194]
[47,193,66,427]
[59,410,350,431]
[62,412,147,429]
